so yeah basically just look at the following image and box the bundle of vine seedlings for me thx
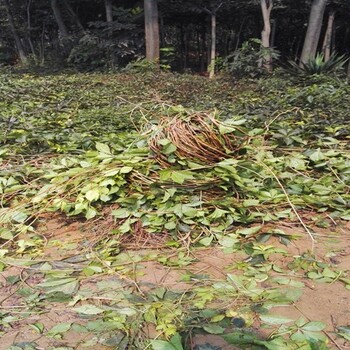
[148,113,248,167]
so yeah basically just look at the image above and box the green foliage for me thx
[151,333,184,350]
[123,58,160,73]
[1,72,350,350]
[287,53,349,76]
[68,33,107,70]
[160,47,176,71]
[67,7,142,70]
[1,73,350,240]
[225,39,280,79]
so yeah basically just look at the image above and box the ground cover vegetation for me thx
[1,71,350,350]
[1,0,350,349]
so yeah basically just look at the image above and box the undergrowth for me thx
[1,72,350,350]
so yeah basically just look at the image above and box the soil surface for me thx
[1,216,350,350]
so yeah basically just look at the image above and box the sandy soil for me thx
[1,216,350,349]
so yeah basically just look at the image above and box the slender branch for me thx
[261,163,316,252]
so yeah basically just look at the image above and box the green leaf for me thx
[164,221,176,230]
[73,304,105,315]
[340,213,350,221]
[38,277,77,288]
[203,324,225,334]
[151,340,177,350]
[48,280,79,296]
[218,235,239,248]
[337,326,350,341]
[307,271,321,280]
[225,118,246,126]
[223,331,267,346]
[302,330,327,342]
[85,207,97,219]
[0,228,13,240]
[171,170,194,184]
[96,142,111,154]
[236,226,262,236]
[290,330,306,342]
[199,236,213,246]
[272,277,304,288]
[158,138,171,146]
[243,199,260,207]
[85,189,100,201]
[159,169,172,181]
[11,211,28,223]
[29,322,45,334]
[219,124,237,134]
[301,321,326,332]
[287,157,306,170]
[47,322,72,336]
[209,208,228,219]
[118,218,133,233]
[321,267,337,278]
[112,208,130,218]
[309,149,325,162]
[151,333,184,350]
[6,275,20,285]
[182,204,197,217]
[163,143,177,155]
[120,166,133,173]
[260,314,294,325]
[169,333,184,350]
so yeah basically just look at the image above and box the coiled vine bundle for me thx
[149,113,248,167]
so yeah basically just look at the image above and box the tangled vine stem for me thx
[262,162,316,252]
[149,113,247,167]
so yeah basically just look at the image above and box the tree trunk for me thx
[300,0,327,65]
[159,15,165,47]
[180,26,189,70]
[144,0,160,62]
[63,0,84,32]
[26,0,37,63]
[271,18,277,47]
[322,10,335,61]
[180,25,185,69]
[260,0,273,73]
[51,0,69,39]
[105,0,113,37]
[200,24,206,72]
[39,23,46,64]
[3,0,28,64]
[185,31,189,69]
[208,13,216,79]
[235,18,246,51]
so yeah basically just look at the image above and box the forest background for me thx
[1,0,350,77]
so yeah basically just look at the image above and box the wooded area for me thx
[2,1,350,350]
[1,0,350,74]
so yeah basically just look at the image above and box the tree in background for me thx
[260,0,273,72]
[3,0,28,64]
[300,0,328,64]
[321,7,335,61]
[105,0,113,37]
[51,0,69,40]
[206,2,225,79]
[144,0,160,62]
